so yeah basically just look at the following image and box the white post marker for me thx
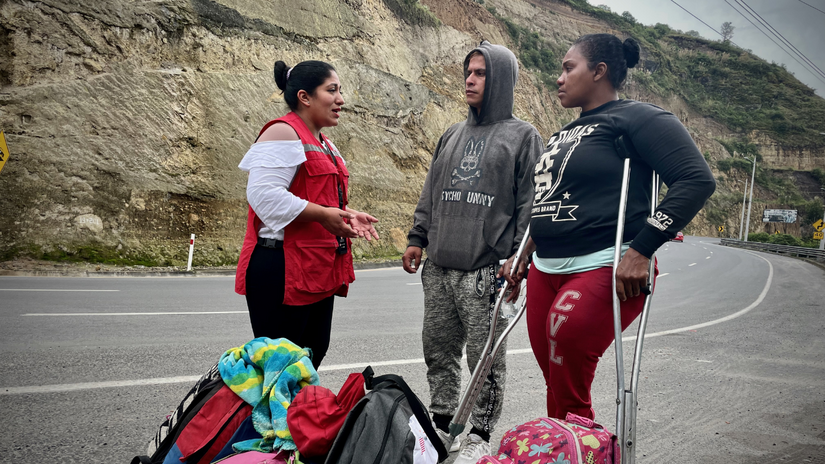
[187,234,195,271]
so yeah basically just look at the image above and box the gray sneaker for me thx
[434,427,461,453]
[453,433,491,464]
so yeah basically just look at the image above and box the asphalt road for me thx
[0,236,823,463]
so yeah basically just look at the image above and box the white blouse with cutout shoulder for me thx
[238,140,308,240]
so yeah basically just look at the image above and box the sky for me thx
[588,0,825,97]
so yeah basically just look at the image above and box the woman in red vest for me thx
[235,60,379,368]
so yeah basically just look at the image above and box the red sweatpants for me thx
[526,266,654,420]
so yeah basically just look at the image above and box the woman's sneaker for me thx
[453,433,491,464]
[434,427,461,452]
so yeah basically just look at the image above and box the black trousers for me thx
[245,244,335,369]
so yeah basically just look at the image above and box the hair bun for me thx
[623,38,641,69]
[273,60,290,90]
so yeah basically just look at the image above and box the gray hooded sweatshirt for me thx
[407,41,543,271]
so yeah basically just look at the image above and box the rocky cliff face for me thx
[1,0,822,265]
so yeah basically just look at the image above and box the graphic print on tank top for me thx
[451,137,486,187]
[531,123,600,221]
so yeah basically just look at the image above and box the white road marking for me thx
[1,377,203,395]
[697,360,713,363]
[658,273,670,277]
[641,247,773,340]
[0,289,119,292]
[2,248,774,396]
[406,282,422,285]
[23,311,246,316]
[689,263,697,266]
[706,256,711,259]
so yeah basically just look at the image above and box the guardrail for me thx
[720,239,825,262]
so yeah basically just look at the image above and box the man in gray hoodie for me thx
[403,41,542,464]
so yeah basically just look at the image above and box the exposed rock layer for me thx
[1,0,823,265]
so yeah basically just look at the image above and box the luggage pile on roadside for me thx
[131,337,622,464]
[130,336,448,464]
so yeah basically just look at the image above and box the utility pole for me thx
[739,178,748,240]
[743,157,757,242]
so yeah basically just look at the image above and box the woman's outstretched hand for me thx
[319,208,359,238]
[348,209,380,241]
[615,247,650,301]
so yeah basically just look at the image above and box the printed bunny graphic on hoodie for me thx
[451,137,486,186]
[407,41,543,271]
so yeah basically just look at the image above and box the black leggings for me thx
[245,244,335,369]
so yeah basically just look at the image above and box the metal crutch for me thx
[443,224,532,460]
[612,158,659,464]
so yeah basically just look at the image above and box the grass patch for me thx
[3,244,164,266]
[382,0,440,27]
[748,232,819,248]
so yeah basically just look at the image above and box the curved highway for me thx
[0,235,822,463]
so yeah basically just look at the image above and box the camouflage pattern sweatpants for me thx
[421,258,507,435]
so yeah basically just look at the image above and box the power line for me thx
[724,0,825,85]
[734,0,825,81]
[735,0,825,79]
[797,0,825,16]
[669,0,731,43]
[672,0,825,88]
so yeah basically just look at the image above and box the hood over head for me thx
[464,41,518,125]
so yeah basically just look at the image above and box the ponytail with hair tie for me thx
[623,38,641,69]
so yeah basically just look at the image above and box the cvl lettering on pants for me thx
[548,290,581,366]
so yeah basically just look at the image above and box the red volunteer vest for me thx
[235,112,355,305]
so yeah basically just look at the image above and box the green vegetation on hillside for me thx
[1,245,163,267]
[382,0,440,27]
[748,232,821,248]
[486,7,568,89]
[521,0,825,145]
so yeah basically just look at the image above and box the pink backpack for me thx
[478,414,619,464]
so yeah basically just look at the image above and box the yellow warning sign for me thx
[814,219,825,232]
[815,231,824,240]
[0,131,9,175]
[717,226,725,233]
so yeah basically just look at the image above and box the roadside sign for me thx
[815,231,824,240]
[814,219,825,232]
[717,226,725,233]
[0,131,9,175]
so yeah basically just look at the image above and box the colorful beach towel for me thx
[219,337,320,453]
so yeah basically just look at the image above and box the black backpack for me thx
[325,367,448,464]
